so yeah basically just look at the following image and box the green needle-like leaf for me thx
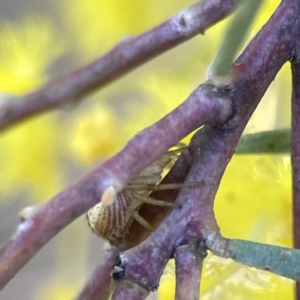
[236,129,290,154]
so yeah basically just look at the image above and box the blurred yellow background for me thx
[0,0,293,299]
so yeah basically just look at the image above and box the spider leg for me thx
[133,193,179,208]
[127,181,202,192]
[129,207,154,231]
[126,193,178,233]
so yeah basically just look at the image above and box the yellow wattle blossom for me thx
[34,280,78,300]
[0,19,64,93]
[252,0,282,33]
[0,115,62,201]
[0,19,65,201]
[71,104,123,163]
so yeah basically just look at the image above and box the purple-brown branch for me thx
[111,0,300,297]
[291,49,300,299]
[75,246,120,300]
[174,243,206,300]
[112,279,149,300]
[0,83,231,290]
[0,0,240,132]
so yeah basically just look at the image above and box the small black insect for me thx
[112,254,126,281]
[198,237,208,259]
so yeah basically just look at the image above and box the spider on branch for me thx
[87,145,200,245]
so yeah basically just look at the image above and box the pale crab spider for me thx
[87,146,198,245]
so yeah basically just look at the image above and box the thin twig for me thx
[75,246,120,300]
[235,129,290,154]
[208,0,263,82]
[206,232,300,281]
[291,55,300,298]
[174,243,207,300]
[111,279,149,300]
[0,0,240,132]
